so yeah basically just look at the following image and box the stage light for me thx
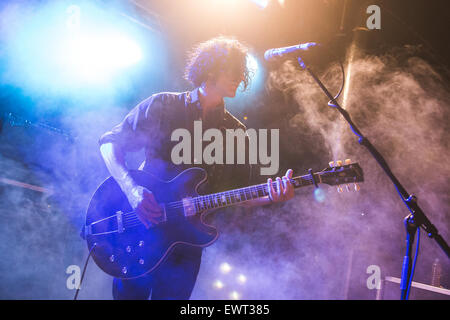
[210,0,240,7]
[246,54,259,76]
[106,35,143,68]
[2,1,155,98]
[227,53,264,112]
[213,279,224,289]
[64,33,143,84]
[233,53,262,94]
[229,290,241,300]
[245,53,262,89]
[220,262,232,274]
[314,188,326,203]
[237,274,247,284]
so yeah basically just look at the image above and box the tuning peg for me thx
[336,160,343,167]
[344,159,351,165]
[329,161,334,167]
[353,183,360,191]
[337,185,344,193]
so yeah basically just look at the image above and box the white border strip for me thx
[385,276,450,296]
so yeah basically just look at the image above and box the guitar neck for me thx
[192,173,321,211]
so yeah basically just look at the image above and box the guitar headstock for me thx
[318,159,364,192]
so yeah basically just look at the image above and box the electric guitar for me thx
[83,160,363,279]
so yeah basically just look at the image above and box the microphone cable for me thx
[73,243,96,300]
[326,58,346,108]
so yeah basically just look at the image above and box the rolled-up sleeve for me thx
[99,95,163,152]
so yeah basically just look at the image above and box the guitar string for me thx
[120,183,276,226]
[112,168,357,230]
[121,178,311,216]
[93,168,354,230]
[120,178,315,222]
[119,178,316,226]
[121,181,323,229]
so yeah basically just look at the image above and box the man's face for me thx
[213,69,244,98]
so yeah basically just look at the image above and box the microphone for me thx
[264,42,319,61]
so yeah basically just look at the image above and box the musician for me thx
[99,36,294,299]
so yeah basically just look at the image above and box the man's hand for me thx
[267,169,295,203]
[127,186,163,229]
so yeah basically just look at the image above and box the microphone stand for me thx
[296,57,450,300]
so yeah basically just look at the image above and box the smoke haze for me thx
[0,14,448,299]
[192,47,450,299]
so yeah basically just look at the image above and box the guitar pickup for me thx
[182,197,196,217]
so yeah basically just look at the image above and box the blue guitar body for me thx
[85,167,217,279]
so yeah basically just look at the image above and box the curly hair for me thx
[184,36,252,91]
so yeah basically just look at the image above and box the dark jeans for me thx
[112,246,203,300]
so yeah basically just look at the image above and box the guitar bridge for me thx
[116,211,124,233]
[83,211,126,236]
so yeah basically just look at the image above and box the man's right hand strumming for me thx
[99,143,163,229]
[127,185,163,229]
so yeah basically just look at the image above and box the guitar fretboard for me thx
[191,174,319,212]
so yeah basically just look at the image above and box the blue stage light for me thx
[246,54,259,76]
[314,188,326,203]
[226,53,265,113]
[1,1,154,98]
[233,54,262,95]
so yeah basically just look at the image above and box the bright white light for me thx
[246,54,259,75]
[314,188,326,203]
[235,54,259,93]
[213,280,224,289]
[229,290,240,300]
[237,274,247,284]
[110,35,143,67]
[212,0,239,5]
[251,0,270,9]
[65,33,142,83]
[219,262,232,274]
[4,1,150,96]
